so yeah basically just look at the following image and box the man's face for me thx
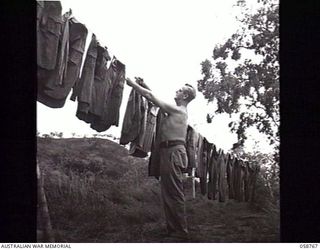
[174,86,188,102]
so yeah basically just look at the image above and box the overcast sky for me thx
[37,0,274,153]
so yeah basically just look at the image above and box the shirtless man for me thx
[126,77,196,239]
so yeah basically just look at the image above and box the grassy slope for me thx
[37,137,279,243]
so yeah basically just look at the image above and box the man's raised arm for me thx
[126,77,180,115]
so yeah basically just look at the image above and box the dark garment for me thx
[148,110,166,178]
[233,158,243,202]
[226,154,235,199]
[247,163,260,202]
[140,105,158,153]
[239,160,245,202]
[37,1,62,70]
[207,144,218,200]
[38,3,75,108]
[130,102,158,157]
[243,161,250,202]
[120,88,142,145]
[185,126,199,174]
[37,1,45,33]
[195,134,204,178]
[70,34,98,122]
[217,152,227,202]
[160,145,188,235]
[39,18,88,108]
[91,57,125,132]
[87,45,112,125]
[199,138,211,195]
[129,97,148,157]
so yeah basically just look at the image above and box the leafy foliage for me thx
[198,0,279,149]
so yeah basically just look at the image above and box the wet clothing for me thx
[207,145,219,200]
[70,34,98,122]
[120,88,143,145]
[185,126,199,174]
[37,2,74,108]
[87,45,112,124]
[217,152,227,202]
[148,110,166,178]
[91,57,125,132]
[37,1,62,71]
[226,154,235,199]
[39,17,88,108]
[128,97,148,157]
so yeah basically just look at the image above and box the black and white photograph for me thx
[36,0,280,243]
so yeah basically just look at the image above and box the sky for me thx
[37,0,274,154]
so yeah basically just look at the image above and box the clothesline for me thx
[37,1,260,202]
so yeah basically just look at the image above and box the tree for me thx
[198,0,279,151]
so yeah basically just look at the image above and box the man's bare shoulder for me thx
[166,105,187,116]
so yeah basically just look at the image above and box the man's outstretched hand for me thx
[126,77,134,87]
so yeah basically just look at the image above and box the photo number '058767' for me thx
[300,244,318,248]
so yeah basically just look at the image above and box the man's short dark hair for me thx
[184,84,196,102]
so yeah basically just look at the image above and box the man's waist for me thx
[159,140,186,148]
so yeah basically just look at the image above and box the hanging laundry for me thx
[120,89,141,144]
[129,102,158,158]
[185,126,199,175]
[239,160,246,202]
[38,2,74,108]
[226,153,235,199]
[199,137,211,196]
[39,17,88,108]
[243,161,250,202]
[217,151,227,202]
[70,34,98,122]
[128,96,148,157]
[247,163,260,202]
[233,157,241,201]
[207,144,219,200]
[148,110,166,179]
[37,1,62,71]
[139,104,159,154]
[87,45,112,126]
[90,57,126,132]
[120,79,145,145]
[37,1,45,33]
[195,134,204,178]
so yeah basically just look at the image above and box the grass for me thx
[37,137,279,243]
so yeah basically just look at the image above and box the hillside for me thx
[37,137,279,243]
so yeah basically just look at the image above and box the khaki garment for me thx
[160,145,188,235]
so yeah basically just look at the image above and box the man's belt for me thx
[159,140,186,148]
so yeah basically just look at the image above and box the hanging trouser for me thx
[218,154,226,202]
[159,144,188,235]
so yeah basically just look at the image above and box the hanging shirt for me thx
[39,17,88,108]
[226,153,235,199]
[217,151,227,202]
[140,105,159,154]
[90,57,125,132]
[185,126,199,174]
[128,97,149,157]
[195,134,204,178]
[148,110,166,179]
[120,88,143,145]
[207,144,219,200]
[37,1,62,71]
[38,2,75,108]
[70,34,98,123]
[87,45,112,125]
[243,161,250,202]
